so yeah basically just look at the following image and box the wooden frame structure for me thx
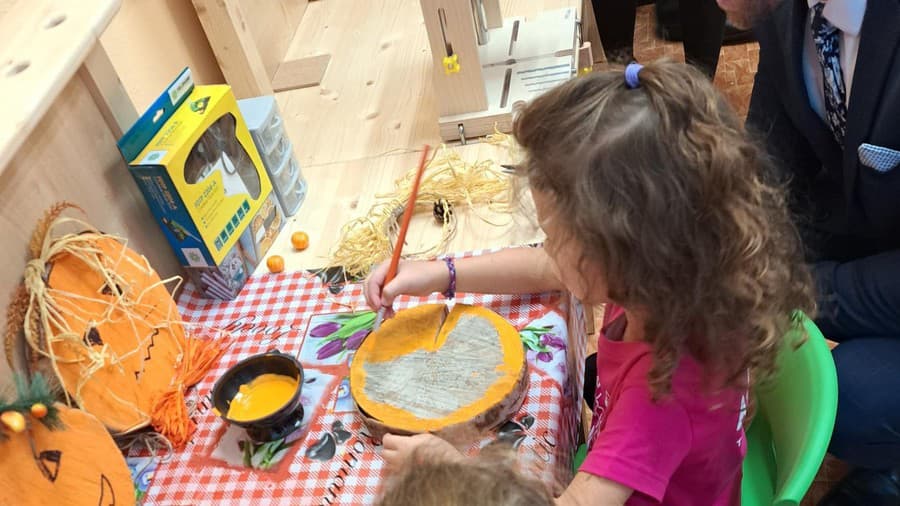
[420,0,589,142]
[192,0,331,98]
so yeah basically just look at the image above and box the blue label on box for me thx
[117,68,195,162]
[130,166,211,266]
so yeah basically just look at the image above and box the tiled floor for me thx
[631,5,759,118]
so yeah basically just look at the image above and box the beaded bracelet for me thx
[442,257,456,299]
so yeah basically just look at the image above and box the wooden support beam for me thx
[237,0,309,78]
[192,0,274,98]
[577,42,594,74]
[78,42,137,138]
[581,0,604,64]
[482,0,502,28]
[271,54,331,92]
[420,0,488,117]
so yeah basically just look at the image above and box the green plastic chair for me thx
[741,314,838,506]
[572,314,837,506]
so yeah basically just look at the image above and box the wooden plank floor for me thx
[631,5,758,118]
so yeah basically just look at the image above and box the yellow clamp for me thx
[578,66,593,77]
[443,54,460,75]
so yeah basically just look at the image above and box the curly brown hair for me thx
[513,61,815,396]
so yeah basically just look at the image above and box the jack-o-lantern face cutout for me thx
[38,235,184,433]
[0,405,136,506]
[12,205,187,435]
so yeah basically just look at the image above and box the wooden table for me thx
[260,144,545,274]
[257,0,580,274]
[277,0,578,167]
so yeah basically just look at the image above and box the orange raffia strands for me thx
[150,335,230,449]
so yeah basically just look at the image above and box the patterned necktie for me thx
[811,2,848,145]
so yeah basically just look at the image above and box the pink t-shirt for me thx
[580,305,747,506]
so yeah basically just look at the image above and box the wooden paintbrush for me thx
[373,144,431,331]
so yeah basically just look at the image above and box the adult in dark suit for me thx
[724,0,900,503]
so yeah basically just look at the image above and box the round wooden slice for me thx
[0,404,136,506]
[350,304,528,443]
[35,236,184,434]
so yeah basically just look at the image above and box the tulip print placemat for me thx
[137,250,587,506]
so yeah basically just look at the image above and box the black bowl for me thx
[211,350,305,442]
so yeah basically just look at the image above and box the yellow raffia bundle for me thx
[329,136,520,279]
[5,203,228,448]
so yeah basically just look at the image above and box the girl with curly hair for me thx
[365,60,815,505]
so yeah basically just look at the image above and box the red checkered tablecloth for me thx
[138,250,586,505]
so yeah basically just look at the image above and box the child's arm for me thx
[364,247,563,309]
[381,433,465,471]
[556,473,632,506]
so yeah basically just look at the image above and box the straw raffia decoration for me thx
[329,133,520,279]
[5,203,229,449]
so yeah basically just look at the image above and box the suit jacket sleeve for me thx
[813,249,900,338]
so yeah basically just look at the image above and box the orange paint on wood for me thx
[350,304,525,435]
[41,236,185,434]
[0,404,135,506]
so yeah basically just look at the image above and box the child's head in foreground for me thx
[513,61,814,394]
[378,457,554,506]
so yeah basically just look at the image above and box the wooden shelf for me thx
[0,0,181,383]
[0,0,122,171]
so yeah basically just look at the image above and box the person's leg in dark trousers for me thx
[813,253,900,505]
[820,338,900,505]
[677,0,726,77]
[591,0,638,65]
[829,338,900,469]
[591,0,725,76]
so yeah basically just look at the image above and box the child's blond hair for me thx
[378,453,554,506]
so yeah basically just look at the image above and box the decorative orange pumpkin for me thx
[7,203,226,447]
[37,232,185,434]
[0,404,136,506]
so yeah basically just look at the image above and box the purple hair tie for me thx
[625,62,643,89]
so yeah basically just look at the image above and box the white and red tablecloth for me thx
[136,250,587,505]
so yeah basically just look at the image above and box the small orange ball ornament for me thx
[1,411,26,433]
[30,403,48,419]
[291,231,310,251]
[266,255,285,273]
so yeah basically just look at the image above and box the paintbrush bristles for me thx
[373,307,386,331]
